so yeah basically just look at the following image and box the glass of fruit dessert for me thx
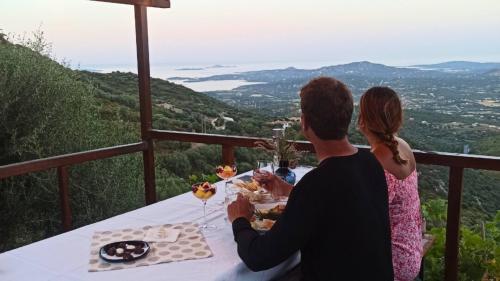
[192,182,218,231]
[216,164,237,200]
[216,164,237,218]
[216,164,237,182]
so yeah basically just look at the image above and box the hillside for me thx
[413,61,500,73]
[79,71,270,137]
[171,61,452,83]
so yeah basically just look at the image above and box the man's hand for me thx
[253,170,293,198]
[227,194,255,223]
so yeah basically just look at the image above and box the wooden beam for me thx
[134,5,157,205]
[413,150,500,171]
[151,129,269,147]
[151,130,500,171]
[0,142,147,179]
[222,145,235,165]
[135,6,153,140]
[91,0,170,8]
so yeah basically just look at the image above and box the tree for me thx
[0,32,143,251]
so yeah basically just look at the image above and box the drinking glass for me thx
[224,186,238,223]
[192,182,217,232]
[216,164,237,193]
[256,160,275,174]
[254,160,278,200]
[216,164,237,208]
[216,164,237,182]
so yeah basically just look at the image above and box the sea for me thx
[79,61,342,92]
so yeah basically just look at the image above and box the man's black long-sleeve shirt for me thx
[232,150,394,281]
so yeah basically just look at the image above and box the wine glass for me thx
[254,160,275,187]
[256,160,275,174]
[254,160,277,201]
[192,182,217,232]
[216,164,237,191]
[254,160,290,201]
[224,188,238,223]
[215,164,237,210]
[216,164,237,181]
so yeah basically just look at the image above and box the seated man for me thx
[227,77,394,281]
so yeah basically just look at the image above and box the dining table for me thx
[0,166,312,281]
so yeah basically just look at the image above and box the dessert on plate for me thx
[100,241,149,262]
[251,204,286,231]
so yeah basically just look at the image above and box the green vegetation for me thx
[422,199,499,280]
[79,70,270,136]
[0,32,145,250]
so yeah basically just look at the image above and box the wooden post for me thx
[57,166,72,231]
[92,0,169,206]
[222,145,235,165]
[134,4,156,205]
[444,166,464,281]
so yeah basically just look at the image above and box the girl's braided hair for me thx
[359,86,408,165]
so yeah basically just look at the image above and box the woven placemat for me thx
[88,222,213,272]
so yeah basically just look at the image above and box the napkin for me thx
[144,226,181,243]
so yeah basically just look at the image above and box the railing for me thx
[1,130,500,281]
[0,142,147,230]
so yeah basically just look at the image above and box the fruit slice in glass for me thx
[192,182,217,232]
[215,164,237,180]
[216,164,237,208]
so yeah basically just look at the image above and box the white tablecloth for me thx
[0,167,311,281]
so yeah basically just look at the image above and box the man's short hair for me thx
[300,77,353,140]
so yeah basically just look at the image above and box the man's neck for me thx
[313,137,358,163]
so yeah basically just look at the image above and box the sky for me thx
[1,0,500,67]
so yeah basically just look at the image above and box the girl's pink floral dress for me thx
[385,169,423,281]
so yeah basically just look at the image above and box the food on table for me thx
[251,219,276,230]
[100,241,149,262]
[231,178,275,203]
[234,179,260,192]
[216,165,237,179]
[133,247,145,255]
[122,253,133,260]
[191,181,219,231]
[238,188,268,203]
[192,182,217,200]
[116,248,124,256]
[106,247,116,256]
[251,204,286,231]
[254,204,286,220]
